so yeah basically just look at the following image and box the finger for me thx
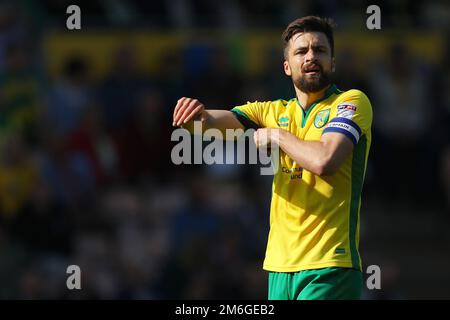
[177,102,199,126]
[177,99,200,126]
[183,105,204,124]
[173,98,192,125]
[173,98,184,122]
[173,97,187,125]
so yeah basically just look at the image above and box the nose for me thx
[304,47,317,63]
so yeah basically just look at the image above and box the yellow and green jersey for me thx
[231,84,373,272]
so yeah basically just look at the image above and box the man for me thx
[172,16,372,300]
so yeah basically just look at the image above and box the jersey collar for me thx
[296,84,338,128]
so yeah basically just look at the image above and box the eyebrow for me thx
[295,45,328,52]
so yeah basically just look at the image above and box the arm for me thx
[172,97,244,134]
[254,128,354,176]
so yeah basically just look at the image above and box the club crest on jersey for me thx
[277,116,289,127]
[336,103,357,119]
[314,109,330,128]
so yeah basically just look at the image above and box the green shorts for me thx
[268,267,363,300]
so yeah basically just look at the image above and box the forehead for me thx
[289,31,330,49]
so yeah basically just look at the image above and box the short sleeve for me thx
[322,90,373,145]
[231,101,268,130]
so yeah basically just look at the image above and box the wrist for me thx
[274,128,286,146]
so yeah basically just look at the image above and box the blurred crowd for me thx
[0,0,449,299]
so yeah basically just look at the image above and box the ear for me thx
[283,60,291,76]
[331,57,336,73]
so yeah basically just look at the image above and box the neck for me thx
[296,84,331,111]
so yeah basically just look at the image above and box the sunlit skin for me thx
[283,31,335,110]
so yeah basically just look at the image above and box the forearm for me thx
[181,110,244,135]
[277,129,333,176]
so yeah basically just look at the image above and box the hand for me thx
[173,97,207,127]
[253,128,280,149]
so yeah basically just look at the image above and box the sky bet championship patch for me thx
[336,103,357,119]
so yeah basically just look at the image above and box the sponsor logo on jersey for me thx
[277,116,289,127]
[337,103,357,119]
[282,166,303,180]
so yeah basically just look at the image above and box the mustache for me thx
[302,62,322,72]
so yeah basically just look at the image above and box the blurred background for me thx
[0,0,449,299]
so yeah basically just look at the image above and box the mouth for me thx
[305,70,320,76]
[303,64,322,76]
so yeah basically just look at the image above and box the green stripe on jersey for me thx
[349,135,367,270]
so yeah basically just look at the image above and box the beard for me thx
[293,68,332,93]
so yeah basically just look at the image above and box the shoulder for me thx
[271,98,291,104]
[335,88,372,114]
[241,98,294,109]
[337,89,370,105]
[271,98,297,109]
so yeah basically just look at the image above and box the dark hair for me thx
[282,16,336,58]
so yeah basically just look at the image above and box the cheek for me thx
[289,58,304,73]
[292,56,304,66]
[320,57,333,71]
